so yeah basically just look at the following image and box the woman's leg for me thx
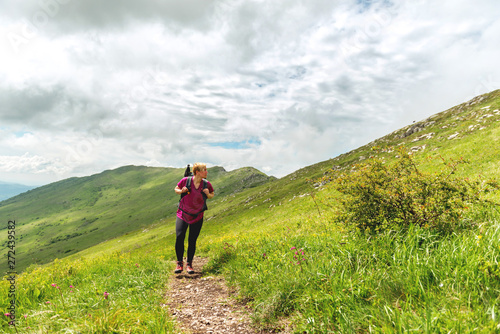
[175,217,188,262]
[186,218,204,264]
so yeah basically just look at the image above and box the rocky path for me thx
[164,256,279,334]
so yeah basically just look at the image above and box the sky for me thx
[1,0,499,186]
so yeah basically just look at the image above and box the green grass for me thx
[1,245,176,333]
[2,90,500,333]
[202,201,500,333]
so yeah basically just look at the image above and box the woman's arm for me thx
[203,188,215,199]
[175,185,188,195]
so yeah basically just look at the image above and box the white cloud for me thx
[0,152,69,176]
[1,0,500,185]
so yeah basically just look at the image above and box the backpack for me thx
[184,164,193,177]
[178,176,208,218]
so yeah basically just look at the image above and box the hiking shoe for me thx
[174,261,183,274]
[186,263,194,274]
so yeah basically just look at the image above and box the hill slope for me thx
[0,165,275,271]
[207,89,500,227]
[190,90,500,332]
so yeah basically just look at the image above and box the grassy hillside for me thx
[196,89,500,332]
[1,90,499,333]
[0,165,274,272]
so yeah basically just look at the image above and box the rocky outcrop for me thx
[396,121,436,139]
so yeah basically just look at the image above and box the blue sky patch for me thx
[208,139,261,149]
[14,131,32,137]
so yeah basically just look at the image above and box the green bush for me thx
[330,150,498,233]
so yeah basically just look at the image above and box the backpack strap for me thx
[178,206,204,218]
[202,179,208,211]
[187,176,192,194]
[181,176,192,199]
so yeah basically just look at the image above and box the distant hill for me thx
[0,165,275,272]
[0,181,36,201]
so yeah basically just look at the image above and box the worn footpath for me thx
[163,256,287,334]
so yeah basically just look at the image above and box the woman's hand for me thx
[203,188,215,199]
[175,186,189,195]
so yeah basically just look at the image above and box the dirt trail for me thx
[164,256,278,334]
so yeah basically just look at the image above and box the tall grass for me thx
[203,201,500,333]
[1,246,176,333]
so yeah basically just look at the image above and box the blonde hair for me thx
[192,163,207,175]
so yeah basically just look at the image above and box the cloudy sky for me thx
[1,0,499,186]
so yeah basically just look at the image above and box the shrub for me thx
[329,150,498,233]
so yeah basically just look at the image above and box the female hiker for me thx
[174,163,214,274]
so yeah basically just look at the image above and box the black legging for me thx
[175,216,203,264]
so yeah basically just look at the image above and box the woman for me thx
[174,163,214,274]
